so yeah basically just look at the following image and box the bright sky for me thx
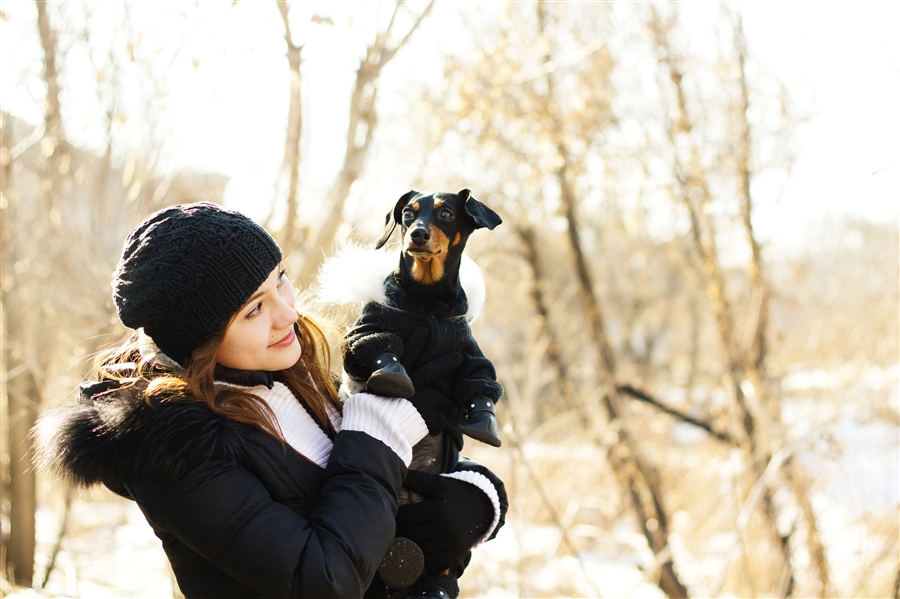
[1,1,897,250]
[736,1,900,245]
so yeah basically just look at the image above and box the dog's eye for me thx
[402,206,415,220]
[440,208,455,221]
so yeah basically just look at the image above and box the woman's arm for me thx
[129,391,430,599]
[129,428,406,598]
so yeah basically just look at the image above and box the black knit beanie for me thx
[112,202,282,365]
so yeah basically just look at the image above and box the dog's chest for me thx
[364,303,473,362]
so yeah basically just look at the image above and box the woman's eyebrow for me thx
[241,284,272,310]
[239,269,280,311]
[244,290,266,307]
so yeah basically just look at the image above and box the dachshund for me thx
[338,189,503,593]
[342,188,503,449]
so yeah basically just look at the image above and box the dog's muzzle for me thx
[408,225,431,245]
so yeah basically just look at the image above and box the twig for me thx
[40,487,72,588]
[616,383,736,445]
[892,565,899,599]
[710,447,790,596]
[510,38,607,86]
[505,425,605,599]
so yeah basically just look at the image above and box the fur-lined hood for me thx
[34,369,253,497]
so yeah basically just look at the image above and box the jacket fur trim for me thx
[313,243,487,322]
[34,377,252,496]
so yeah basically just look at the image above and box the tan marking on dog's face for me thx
[430,225,450,254]
[411,253,445,285]
[408,225,449,284]
[433,198,444,209]
[451,232,461,246]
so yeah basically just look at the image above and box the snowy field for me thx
[5,366,897,598]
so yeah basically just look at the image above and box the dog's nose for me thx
[409,226,430,245]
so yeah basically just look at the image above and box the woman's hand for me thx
[394,469,498,576]
[342,329,463,466]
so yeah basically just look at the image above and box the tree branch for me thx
[616,383,736,445]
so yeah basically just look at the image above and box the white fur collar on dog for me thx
[314,243,486,322]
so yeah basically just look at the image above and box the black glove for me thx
[454,458,508,542]
[395,470,495,575]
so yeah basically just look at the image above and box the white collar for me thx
[216,381,339,468]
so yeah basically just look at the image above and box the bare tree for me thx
[531,4,687,595]
[648,6,793,590]
[648,5,829,596]
[730,11,829,595]
[273,0,306,256]
[296,0,434,282]
[1,1,68,584]
[1,2,223,587]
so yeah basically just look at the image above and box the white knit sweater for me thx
[216,381,427,468]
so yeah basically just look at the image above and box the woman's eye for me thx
[247,303,262,319]
[277,269,287,287]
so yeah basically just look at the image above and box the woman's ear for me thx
[375,190,419,249]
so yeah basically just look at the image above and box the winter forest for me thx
[1,1,898,598]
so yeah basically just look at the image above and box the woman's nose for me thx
[274,292,297,327]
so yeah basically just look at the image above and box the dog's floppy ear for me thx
[375,190,418,249]
[459,188,502,230]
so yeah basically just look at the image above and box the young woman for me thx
[34,203,506,599]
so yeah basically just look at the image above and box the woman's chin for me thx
[270,341,302,371]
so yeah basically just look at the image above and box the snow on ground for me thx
[462,522,667,598]
[21,495,174,599]
[6,365,897,598]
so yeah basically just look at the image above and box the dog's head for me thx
[376,189,501,285]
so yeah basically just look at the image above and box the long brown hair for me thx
[97,313,341,442]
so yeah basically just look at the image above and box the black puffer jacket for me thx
[35,369,405,599]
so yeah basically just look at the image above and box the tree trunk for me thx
[732,12,830,596]
[4,368,39,586]
[559,154,688,598]
[535,4,688,595]
[275,1,304,258]
[515,224,586,421]
[1,1,67,584]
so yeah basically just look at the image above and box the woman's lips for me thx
[270,329,296,348]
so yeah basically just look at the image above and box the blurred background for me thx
[1,1,897,597]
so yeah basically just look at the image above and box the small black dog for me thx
[342,188,503,448]
[338,189,503,594]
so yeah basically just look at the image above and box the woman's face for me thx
[216,267,302,372]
